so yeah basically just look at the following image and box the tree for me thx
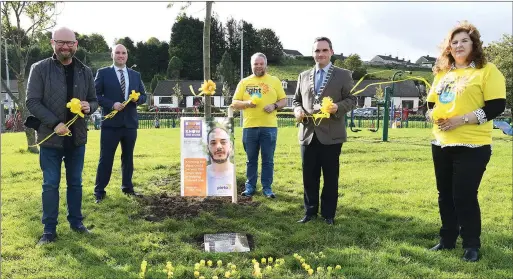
[172,82,184,107]
[342,54,367,80]
[221,81,232,107]
[168,15,203,80]
[375,85,384,101]
[1,2,59,153]
[240,20,261,77]
[146,37,161,46]
[150,75,160,93]
[216,51,237,88]
[209,14,226,78]
[225,17,241,76]
[342,54,364,70]
[86,33,109,53]
[256,28,283,64]
[167,56,183,79]
[485,34,513,108]
[333,59,344,68]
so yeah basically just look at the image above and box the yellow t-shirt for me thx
[427,62,506,145]
[233,74,287,128]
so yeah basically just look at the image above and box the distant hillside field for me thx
[267,63,435,83]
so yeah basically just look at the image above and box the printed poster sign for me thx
[181,117,235,197]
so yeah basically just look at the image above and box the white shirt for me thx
[114,65,129,100]
[206,163,234,196]
[314,62,332,94]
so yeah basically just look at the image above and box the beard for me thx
[56,48,76,62]
[253,68,265,77]
[209,150,230,164]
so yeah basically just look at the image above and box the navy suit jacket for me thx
[95,66,147,128]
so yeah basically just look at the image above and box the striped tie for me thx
[119,69,126,99]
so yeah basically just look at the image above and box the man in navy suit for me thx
[94,44,147,203]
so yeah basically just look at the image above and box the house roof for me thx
[283,49,303,56]
[153,80,226,97]
[350,79,420,98]
[333,53,347,61]
[416,55,437,63]
[1,80,19,93]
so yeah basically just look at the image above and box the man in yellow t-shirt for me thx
[231,52,287,198]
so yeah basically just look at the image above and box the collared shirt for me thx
[314,62,332,94]
[114,65,129,99]
[450,60,476,71]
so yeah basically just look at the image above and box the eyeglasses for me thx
[53,40,76,47]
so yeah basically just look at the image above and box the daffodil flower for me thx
[250,95,261,105]
[199,80,217,96]
[129,90,140,102]
[66,98,84,118]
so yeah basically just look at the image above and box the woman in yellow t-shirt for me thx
[426,21,506,262]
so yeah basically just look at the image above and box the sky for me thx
[52,1,512,62]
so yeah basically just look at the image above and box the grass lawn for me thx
[1,128,511,279]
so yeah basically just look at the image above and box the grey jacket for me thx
[26,55,98,148]
[293,65,356,145]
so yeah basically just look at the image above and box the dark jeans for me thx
[40,145,85,232]
[300,134,342,218]
[242,127,277,195]
[94,127,137,197]
[432,144,491,248]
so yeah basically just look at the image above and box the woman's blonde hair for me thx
[433,21,487,74]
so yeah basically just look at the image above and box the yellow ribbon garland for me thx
[299,71,432,126]
[303,97,334,126]
[102,90,140,120]
[188,80,217,97]
[29,98,85,147]
[351,76,432,96]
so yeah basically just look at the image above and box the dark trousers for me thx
[40,146,85,232]
[432,144,491,248]
[94,127,137,197]
[300,134,342,218]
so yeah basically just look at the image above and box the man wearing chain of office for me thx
[293,36,356,225]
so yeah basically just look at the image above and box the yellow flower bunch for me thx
[165,261,174,278]
[66,98,84,118]
[320,96,334,115]
[199,80,217,96]
[129,90,141,101]
[250,94,261,105]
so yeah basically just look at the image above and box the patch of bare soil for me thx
[139,193,259,221]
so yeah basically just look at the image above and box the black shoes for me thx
[37,232,57,245]
[297,215,317,223]
[95,194,105,203]
[96,190,142,203]
[429,242,455,251]
[123,190,142,197]
[71,224,92,234]
[430,242,480,262]
[462,248,479,262]
[324,218,335,225]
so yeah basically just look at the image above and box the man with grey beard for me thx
[26,26,98,244]
[231,52,287,198]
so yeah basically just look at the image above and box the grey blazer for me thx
[293,65,356,145]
